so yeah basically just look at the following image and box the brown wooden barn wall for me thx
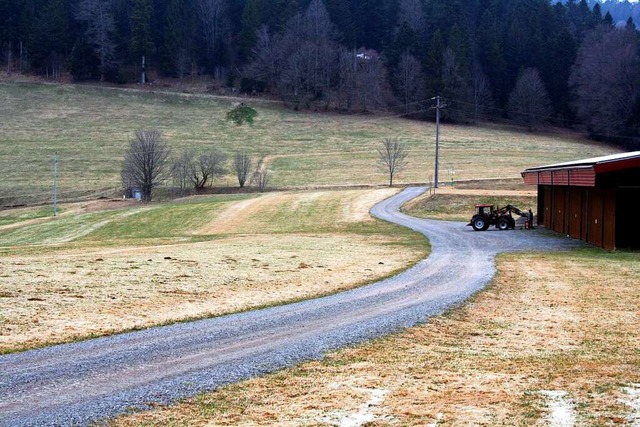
[538,185,617,250]
[528,160,640,250]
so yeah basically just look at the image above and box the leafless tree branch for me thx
[121,129,171,202]
[234,151,252,188]
[377,138,408,186]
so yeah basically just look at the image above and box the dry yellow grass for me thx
[402,187,538,222]
[0,234,415,353]
[111,250,640,426]
[0,189,426,353]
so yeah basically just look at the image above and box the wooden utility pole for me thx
[53,153,59,217]
[432,96,446,188]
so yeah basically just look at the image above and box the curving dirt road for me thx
[0,187,583,426]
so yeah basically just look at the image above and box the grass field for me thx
[0,82,618,206]
[2,81,637,424]
[402,187,538,222]
[0,189,429,353]
[111,248,640,427]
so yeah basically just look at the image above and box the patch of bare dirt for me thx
[75,198,140,214]
[195,193,285,235]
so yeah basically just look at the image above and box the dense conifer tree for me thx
[161,0,195,77]
[29,0,71,76]
[3,0,640,143]
[131,0,153,62]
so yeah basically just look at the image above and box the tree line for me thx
[579,0,640,26]
[2,0,640,148]
[124,127,408,202]
[122,104,265,201]
[123,127,269,202]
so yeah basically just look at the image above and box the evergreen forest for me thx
[2,0,640,148]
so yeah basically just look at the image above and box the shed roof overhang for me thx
[521,151,640,187]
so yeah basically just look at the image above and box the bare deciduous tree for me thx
[249,0,338,109]
[297,0,336,104]
[570,26,640,140]
[76,0,116,82]
[121,129,171,202]
[47,52,65,80]
[171,151,194,196]
[234,151,252,187]
[333,47,357,112]
[245,25,282,92]
[396,51,425,115]
[378,138,408,186]
[442,47,470,123]
[279,42,310,108]
[332,48,392,113]
[189,149,227,190]
[398,0,425,34]
[4,42,12,75]
[246,0,392,112]
[470,60,494,123]
[252,168,270,192]
[196,0,226,65]
[508,68,553,131]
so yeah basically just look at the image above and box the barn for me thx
[521,151,640,250]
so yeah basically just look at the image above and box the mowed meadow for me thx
[0,81,622,352]
[0,82,616,206]
[2,82,639,424]
[0,188,428,353]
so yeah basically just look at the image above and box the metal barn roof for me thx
[522,151,640,187]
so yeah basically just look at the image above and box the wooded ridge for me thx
[1,0,639,148]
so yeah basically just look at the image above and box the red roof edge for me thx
[594,156,640,174]
[522,151,640,187]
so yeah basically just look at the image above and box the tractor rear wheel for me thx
[472,216,488,231]
[497,217,510,230]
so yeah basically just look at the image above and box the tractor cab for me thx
[473,204,494,216]
[468,204,495,231]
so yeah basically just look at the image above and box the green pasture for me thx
[0,190,426,254]
[0,82,618,206]
[0,206,58,227]
[403,193,538,222]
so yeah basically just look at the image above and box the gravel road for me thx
[0,187,583,426]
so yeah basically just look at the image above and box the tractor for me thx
[467,204,534,231]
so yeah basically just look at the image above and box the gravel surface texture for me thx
[0,187,583,426]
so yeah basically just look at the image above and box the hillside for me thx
[3,0,640,145]
[0,82,618,207]
[1,82,638,426]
